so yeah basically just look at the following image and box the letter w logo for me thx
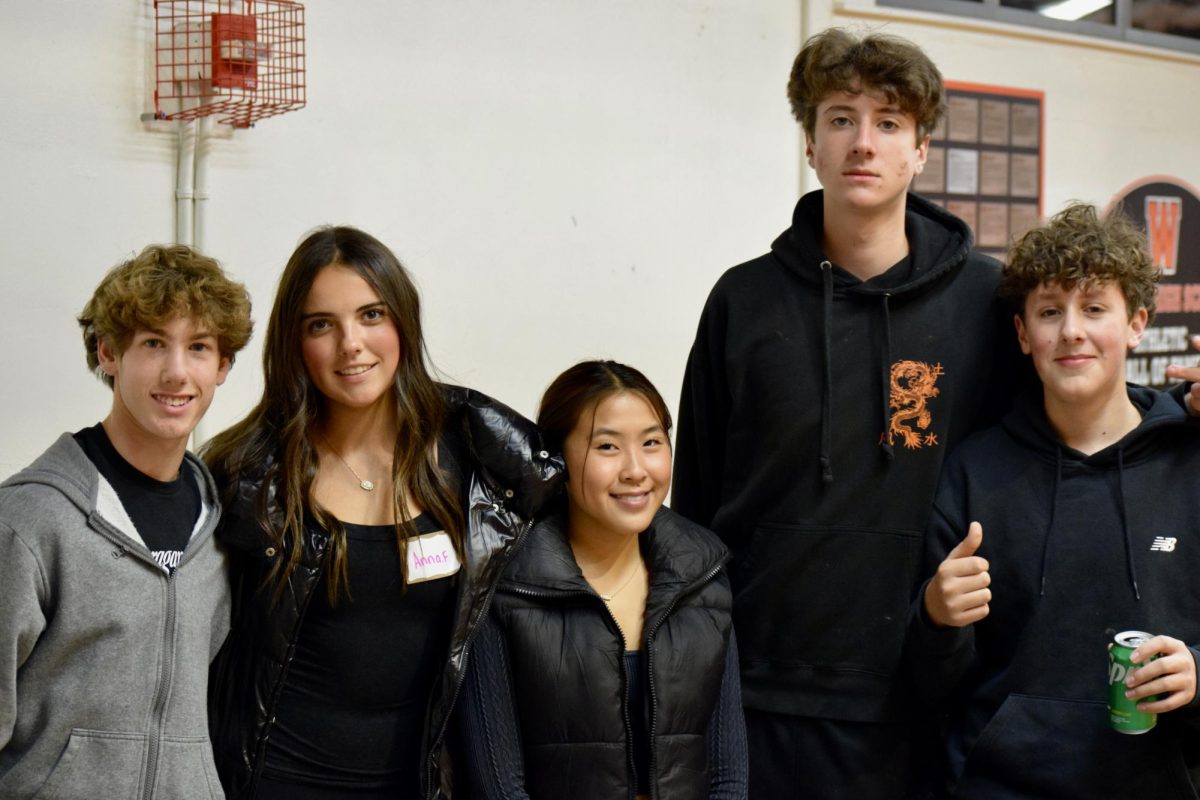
[1145,196,1183,276]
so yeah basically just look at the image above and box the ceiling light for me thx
[1037,0,1113,20]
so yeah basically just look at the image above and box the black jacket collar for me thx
[500,505,728,606]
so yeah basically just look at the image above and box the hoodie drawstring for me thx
[1039,446,1141,601]
[817,268,897,482]
[1116,447,1141,601]
[819,261,834,484]
[879,294,895,462]
[1038,448,1062,597]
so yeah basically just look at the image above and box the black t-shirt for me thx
[74,423,200,571]
[259,512,457,798]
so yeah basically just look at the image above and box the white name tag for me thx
[406,531,461,584]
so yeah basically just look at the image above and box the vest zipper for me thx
[511,559,728,799]
[644,562,724,800]
[142,567,178,800]
[506,581,638,798]
[424,515,537,799]
[621,642,637,800]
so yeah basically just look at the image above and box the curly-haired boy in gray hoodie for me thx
[0,245,251,799]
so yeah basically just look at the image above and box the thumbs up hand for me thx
[923,522,991,628]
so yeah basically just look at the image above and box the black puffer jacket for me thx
[208,386,564,799]
[470,505,742,799]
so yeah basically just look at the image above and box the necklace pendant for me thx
[359,479,375,492]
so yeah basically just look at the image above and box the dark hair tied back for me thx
[537,360,672,455]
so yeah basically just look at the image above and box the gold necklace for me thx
[319,436,378,492]
[599,560,643,602]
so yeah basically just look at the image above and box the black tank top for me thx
[258,512,457,798]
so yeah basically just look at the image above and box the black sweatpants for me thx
[745,708,940,799]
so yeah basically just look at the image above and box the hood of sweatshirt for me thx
[1,433,98,515]
[771,190,975,297]
[769,190,977,482]
[1000,384,1189,601]
[1,433,218,560]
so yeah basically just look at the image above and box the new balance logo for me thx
[1150,536,1178,553]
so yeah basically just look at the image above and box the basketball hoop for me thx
[153,0,305,128]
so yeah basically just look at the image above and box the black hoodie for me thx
[674,190,1024,722]
[909,385,1200,799]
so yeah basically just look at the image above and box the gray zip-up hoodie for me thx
[0,433,230,800]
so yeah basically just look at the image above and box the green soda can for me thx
[1108,630,1157,734]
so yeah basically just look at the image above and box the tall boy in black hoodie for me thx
[910,203,1200,798]
[674,28,1018,798]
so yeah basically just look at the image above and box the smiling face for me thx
[300,264,401,417]
[99,314,230,455]
[1015,280,1148,409]
[563,391,672,543]
[806,88,928,217]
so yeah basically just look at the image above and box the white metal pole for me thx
[175,118,196,247]
[190,114,213,449]
[193,115,211,255]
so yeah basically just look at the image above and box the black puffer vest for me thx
[489,505,732,800]
[208,386,563,799]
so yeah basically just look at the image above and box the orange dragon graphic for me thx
[884,360,944,449]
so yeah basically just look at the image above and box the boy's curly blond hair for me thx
[78,244,253,387]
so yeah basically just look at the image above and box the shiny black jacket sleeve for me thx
[207,386,564,800]
[446,385,562,520]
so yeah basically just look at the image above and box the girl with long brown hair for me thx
[204,226,560,800]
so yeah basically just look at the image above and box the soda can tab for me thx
[1108,630,1158,734]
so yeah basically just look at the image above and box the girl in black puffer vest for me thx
[459,360,748,800]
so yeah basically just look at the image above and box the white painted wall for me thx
[2,1,1198,479]
[0,1,801,478]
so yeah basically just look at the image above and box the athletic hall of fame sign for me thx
[1111,177,1200,390]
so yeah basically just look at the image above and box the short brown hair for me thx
[1000,202,1160,323]
[78,244,253,387]
[788,28,945,141]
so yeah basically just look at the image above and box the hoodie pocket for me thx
[155,735,225,800]
[956,694,1198,799]
[33,729,147,800]
[734,523,920,676]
